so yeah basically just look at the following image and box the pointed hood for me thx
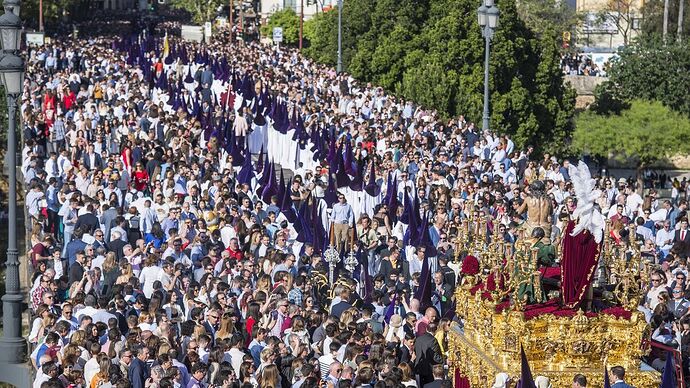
[386,175,399,221]
[260,160,277,204]
[660,354,676,388]
[335,151,351,188]
[399,192,413,224]
[415,251,432,310]
[253,90,268,126]
[314,199,329,254]
[230,135,245,167]
[364,160,381,197]
[343,140,357,176]
[259,152,271,191]
[281,178,297,223]
[604,366,611,388]
[237,148,254,186]
[276,168,286,206]
[324,173,339,208]
[296,198,314,244]
[418,216,438,258]
[310,125,321,155]
[326,135,337,165]
[360,245,374,303]
[384,297,396,324]
[518,346,537,388]
[348,159,364,191]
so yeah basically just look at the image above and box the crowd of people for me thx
[18,12,685,388]
[560,53,609,77]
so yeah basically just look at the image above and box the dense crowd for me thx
[560,53,609,77]
[19,15,684,388]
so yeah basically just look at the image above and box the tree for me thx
[665,0,671,40]
[169,0,224,24]
[573,100,690,189]
[641,0,690,39]
[303,0,376,70]
[607,36,690,116]
[589,81,630,115]
[21,0,84,29]
[680,0,685,40]
[516,0,582,39]
[302,0,575,155]
[598,0,636,46]
[260,9,300,45]
[303,10,338,65]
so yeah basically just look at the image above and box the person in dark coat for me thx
[128,345,150,388]
[399,332,415,365]
[423,364,452,388]
[74,204,100,235]
[414,322,444,387]
[330,287,353,318]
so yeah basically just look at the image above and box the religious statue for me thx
[514,227,552,305]
[517,180,553,239]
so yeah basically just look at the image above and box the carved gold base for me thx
[449,287,661,387]
[449,330,660,387]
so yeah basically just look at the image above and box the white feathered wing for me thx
[568,161,605,243]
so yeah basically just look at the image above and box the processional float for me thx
[448,162,660,387]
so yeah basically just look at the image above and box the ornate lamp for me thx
[324,223,341,285]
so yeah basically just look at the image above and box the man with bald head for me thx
[415,306,438,335]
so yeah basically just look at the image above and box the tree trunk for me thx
[679,0,685,41]
[636,165,645,196]
[664,0,670,41]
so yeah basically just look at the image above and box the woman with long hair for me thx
[373,204,392,237]
[283,316,310,347]
[215,312,237,341]
[28,304,55,344]
[89,356,112,388]
[239,361,257,386]
[145,222,166,248]
[244,302,262,347]
[258,363,281,388]
[115,261,134,285]
[399,362,417,387]
[101,252,119,297]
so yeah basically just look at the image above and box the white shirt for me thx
[627,193,644,213]
[139,266,164,298]
[227,347,247,377]
[84,356,100,385]
[657,228,675,250]
[636,225,653,242]
[33,371,49,388]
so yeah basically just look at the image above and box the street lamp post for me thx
[477,0,499,133]
[336,0,342,73]
[0,0,27,370]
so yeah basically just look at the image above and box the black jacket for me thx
[414,332,443,378]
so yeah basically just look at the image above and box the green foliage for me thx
[301,0,575,155]
[169,0,224,24]
[516,0,582,38]
[640,0,690,38]
[304,10,338,65]
[590,81,630,115]
[261,9,300,45]
[21,0,89,28]
[573,100,690,168]
[608,36,690,116]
